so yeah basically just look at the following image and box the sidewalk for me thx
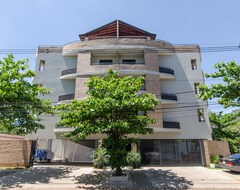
[1,165,240,189]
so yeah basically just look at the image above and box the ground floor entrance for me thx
[140,139,203,166]
[37,139,204,166]
[37,139,97,163]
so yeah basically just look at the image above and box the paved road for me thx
[0,165,240,189]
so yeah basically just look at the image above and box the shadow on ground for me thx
[144,168,193,189]
[0,167,72,189]
[75,168,193,190]
[223,170,240,175]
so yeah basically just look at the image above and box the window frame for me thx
[39,60,45,71]
[122,59,136,64]
[197,109,205,122]
[191,59,197,70]
[194,82,200,95]
[99,59,113,65]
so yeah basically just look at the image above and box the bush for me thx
[210,154,219,164]
[126,151,141,169]
[93,148,109,169]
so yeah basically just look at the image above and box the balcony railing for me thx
[163,122,180,129]
[120,62,145,65]
[92,62,145,65]
[61,68,77,76]
[58,94,75,102]
[159,67,174,75]
[161,93,177,101]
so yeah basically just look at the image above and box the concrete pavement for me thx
[0,165,240,189]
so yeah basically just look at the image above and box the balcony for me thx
[159,67,175,79]
[163,121,180,129]
[54,125,74,133]
[58,94,75,102]
[159,67,174,75]
[61,68,77,76]
[60,68,77,79]
[91,62,145,65]
[161,93,177,101]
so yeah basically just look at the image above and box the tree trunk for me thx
[115,166,123,176]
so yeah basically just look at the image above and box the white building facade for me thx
[28,20,212,166]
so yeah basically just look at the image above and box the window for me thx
[194,83,200,95]
[198,109,205,122]
[122,59,136,64]
[140,81,146,90]
[137,111,146,116]
[39,60,45,71]
[191,59,197,70]
[99,60,113,65]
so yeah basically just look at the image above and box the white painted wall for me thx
[159,53,211,139]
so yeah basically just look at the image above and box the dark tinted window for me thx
[99,60,113,65]
[122,59,136,64]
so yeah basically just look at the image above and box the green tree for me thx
[0,54,51,135]
[209,111,240,153]
[57,69,158,175]
[198,61,240,108]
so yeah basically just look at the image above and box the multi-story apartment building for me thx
[28,20,211,166]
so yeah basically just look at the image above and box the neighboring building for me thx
[27,20,212,166]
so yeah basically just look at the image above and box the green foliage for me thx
[127,151,141,169]
[210,154,219,164]
[198,61,240,108]
[57,69,158,175]
[0,54,51,135]
[209,111,240,154]
[93,147,109,169]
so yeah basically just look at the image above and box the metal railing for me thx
[161,93,177,101]
[120,62,145,65]
[58,94,75,102]
[159,67,174,75]
[92,62,145,65]
[61,68,77,76]
[163,122,180,129]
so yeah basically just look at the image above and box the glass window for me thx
[39,60,45,71]
[194,83,200,95]
[198,109,205,122]
[138,111,146,116]
[191,59,197,70]
[122,59,136,64]
[140,81,146,90]
[99,60,113,65]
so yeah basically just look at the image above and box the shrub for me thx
[210,154,219,164]
[126,151,141,169]
[93,148,109,169]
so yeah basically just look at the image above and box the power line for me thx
[0,45,239,54]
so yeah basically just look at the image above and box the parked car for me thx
[219,153,240,172]
[34,149,54,162]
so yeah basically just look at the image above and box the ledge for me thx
[151,127,181,133]
[54,128,74,133]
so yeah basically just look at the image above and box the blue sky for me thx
[0,0,239,112]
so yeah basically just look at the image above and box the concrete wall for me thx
[27,53,76,140]
[0,140,32,167]
[159,52,211,139]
